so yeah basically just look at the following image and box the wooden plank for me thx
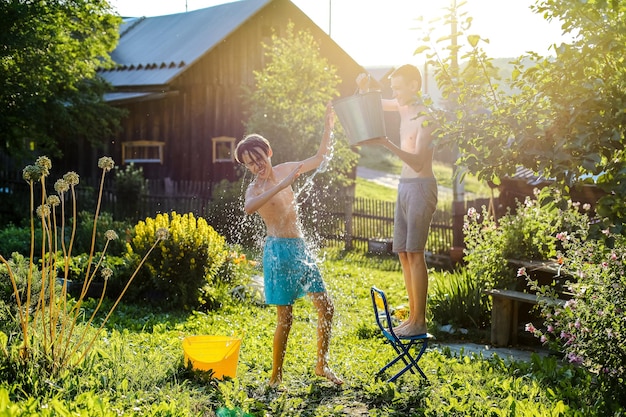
[485,289,539,304]
[485,289,566,306]
[490,296,513,346]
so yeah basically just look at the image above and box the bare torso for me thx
[248,166,302,238]
[398,104,435,179]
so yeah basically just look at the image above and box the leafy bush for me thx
[0,252,43,334]
[0,223,42,258]
[428,268,488,330]
[523,212,626,401]
[113,163,146,220]
[123,212,228,310]
[71,210,133,256]
[463,204,516,292]
[463,191,588,291]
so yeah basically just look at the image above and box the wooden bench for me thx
[485,289,565,347]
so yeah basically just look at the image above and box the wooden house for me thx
[78,0,364,187]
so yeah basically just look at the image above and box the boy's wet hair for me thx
[235,134,271,164]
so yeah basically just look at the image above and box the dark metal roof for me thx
[99,0,271,88]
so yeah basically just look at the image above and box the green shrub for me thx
[0,223,43,257]
[50,253,127,299]
[523,212,626,401]
[0,252,43,334]
[463,192,586,291]
[463,204,515,291]
[123,211,228,310]
[71,210,133,256]
[113,163,146,220]
[429,268,489,329]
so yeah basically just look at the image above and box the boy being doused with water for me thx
[234,102,343,388]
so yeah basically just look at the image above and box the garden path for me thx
[433,341,550,362]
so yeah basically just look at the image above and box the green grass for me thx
[1,250,617,415]
[354,178,397,202]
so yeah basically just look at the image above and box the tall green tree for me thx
[0,0,125,158]
[420,0,626,234]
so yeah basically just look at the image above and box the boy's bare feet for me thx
[315,366,344,385]
[393,320,409,330]
[268,377,282,389]
[394,323,427,337]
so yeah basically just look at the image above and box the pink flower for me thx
[567,352,583,364]
[610,252,618,261]
[517,267,527,277]
[525,323,536,333]
[547,325,554,333]
[556,232,568,241]
[467,207,479,221]
[540,335,547,344]
[574,319,581,329]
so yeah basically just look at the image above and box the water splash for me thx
[293,131,335,203]
[292,131,337,258]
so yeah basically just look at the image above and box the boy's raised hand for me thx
[355,73,370,92]
[325,101,334,132]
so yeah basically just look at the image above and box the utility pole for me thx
[450,0,466,262]
[328,0,332,37]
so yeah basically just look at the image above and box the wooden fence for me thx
[310,196,454,256]
[1,173,487,258]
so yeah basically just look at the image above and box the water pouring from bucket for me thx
[333,89,387,146]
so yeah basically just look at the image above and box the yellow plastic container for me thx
[182,335,242,379]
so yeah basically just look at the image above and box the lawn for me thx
[0,249,610,416]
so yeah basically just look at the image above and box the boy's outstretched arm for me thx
[299,102,334,174]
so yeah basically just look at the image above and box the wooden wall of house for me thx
[113,0,364,183]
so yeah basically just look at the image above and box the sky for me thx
[108,0,569,67]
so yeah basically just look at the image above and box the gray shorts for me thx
[393,177,438,253]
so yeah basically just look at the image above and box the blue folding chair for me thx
[370,286,432,382]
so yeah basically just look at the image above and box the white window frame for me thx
[121,140,165,164]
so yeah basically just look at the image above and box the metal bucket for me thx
[333,92,387,145]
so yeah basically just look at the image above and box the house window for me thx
[212,136,235,163]
[122,140,165,164]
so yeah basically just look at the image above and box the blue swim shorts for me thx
[262,236,326,306]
